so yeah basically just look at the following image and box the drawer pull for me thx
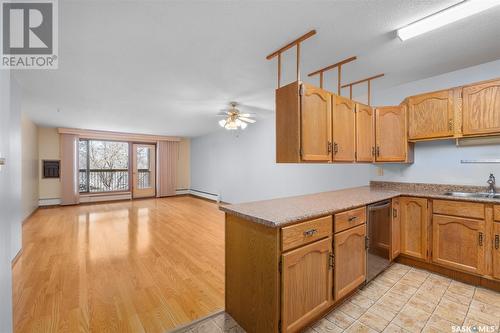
[478,232,483,246]
[495,234,499,250]
[393,208,398,218]
[348,216,358,222]
[303,229,317,237]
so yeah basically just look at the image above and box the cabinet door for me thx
[300,83,332,162]
[463,80,500,136]
[494,223,500,280]
[334,224,366,300]
[391,198,401,260]
[332,95,355,162]
[400,197,428,260]
[375,106,407,162]
[432,215,485,275]
[356,103,374,162]
[281,237,333,333]
[408,90,454,140]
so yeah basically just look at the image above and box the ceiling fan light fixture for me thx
[396,0,500,41]
[240,122,247,130]
[218,119,226,127]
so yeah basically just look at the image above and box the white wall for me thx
[21,114,39,219]
[191,115,372,204]
[0,71,22,333]
[371,59,500,186]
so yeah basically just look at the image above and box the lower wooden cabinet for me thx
[281,237,333,333]
[334,224,366,300]
[391,198,401,260]
[400,197,428,260]
[493,222,500,280]
[432,215,485,275]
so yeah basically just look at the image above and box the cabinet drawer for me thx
[495,206,500,222]
[335,207,366,233]
[281,215,332,252]
[433,200,484,219]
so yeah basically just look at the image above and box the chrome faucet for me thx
[487,173,496,195]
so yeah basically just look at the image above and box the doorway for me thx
[132,144,156,198]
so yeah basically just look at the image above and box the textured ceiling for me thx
[14,0,500,137]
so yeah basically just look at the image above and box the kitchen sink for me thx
[443,192,500,199]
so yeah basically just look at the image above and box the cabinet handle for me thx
[348,216,358,222]
[328,141,332,153]
[371,146,375,157]
[495,234,499,250]
[448,119,453,131]
[376,146,380,157]
[478,232,483,246]
[393,208,398,218]
[333,142,339,154]
[303,229,317,237]
[329,253,334,269]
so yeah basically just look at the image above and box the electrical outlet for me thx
[377,167,384,176]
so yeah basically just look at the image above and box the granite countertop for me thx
[219,181,500,228]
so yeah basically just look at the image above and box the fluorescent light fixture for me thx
[397,0,500,41]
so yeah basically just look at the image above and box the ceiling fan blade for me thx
[237,104,273,114]
[239,117,256,123]
[239,113,256,117]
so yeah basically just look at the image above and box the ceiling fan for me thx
[216,102,256,130]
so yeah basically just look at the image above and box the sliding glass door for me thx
[132,144,156,198]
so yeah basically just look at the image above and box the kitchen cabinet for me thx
[275,82,332,163]
[400,197,428,260]
[462,79,500,136]
[408,89,454,140]
[281,237,333,333]
[374,105,413,163]
[355,102,374,162]
[334,224,366,300]
[332,95,355,162]
[391,197,401,260]
[493,222,500,280]
[432,215,485,275]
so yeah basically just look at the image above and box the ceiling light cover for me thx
[397,0,500,41]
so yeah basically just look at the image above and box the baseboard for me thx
[80,193,132,203]
[189,189,220,202]
[39,198,61,206]
[175,189,190,195]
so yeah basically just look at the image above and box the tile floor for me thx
[173,264,500,333]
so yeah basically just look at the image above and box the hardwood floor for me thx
[13,196,225,333]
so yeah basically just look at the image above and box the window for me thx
[79,140,129,193]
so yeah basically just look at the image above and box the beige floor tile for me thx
[369,303,399,322]
[433,297,469,325]
[325,310,356,329]
[312,318,343,333]
[377,292,407,312]
[359,309,391,332]
[359,281,391,301]
[442,289,473,306]
[463,317,499,333]
[447,280,475,298]
[376,276,398,288]
[345,321,378,333]
[337,301,367,319]
[350,293,376,310]
[382,323,410,333]
[392,304,431,332]
[391,282,418,298]
[418,282,448,301]
[422,314,456,333]
[467,300,500,326]
[425,274,452,288]
[407,293,438,314]
[399,270,429,288]
[473,287,500,306]
[225,325,245,333]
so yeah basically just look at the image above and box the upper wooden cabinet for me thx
[400,197,428,260]
[281,237,333,333]
[332,95,355,162]
[275,82,332,163]
[334,224,366,300]
[355,103,374,162]
[408,89,454,140]
[374,105,413,163]
[462,79,500,136]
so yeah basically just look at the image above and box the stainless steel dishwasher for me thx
[366,200,392,282]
